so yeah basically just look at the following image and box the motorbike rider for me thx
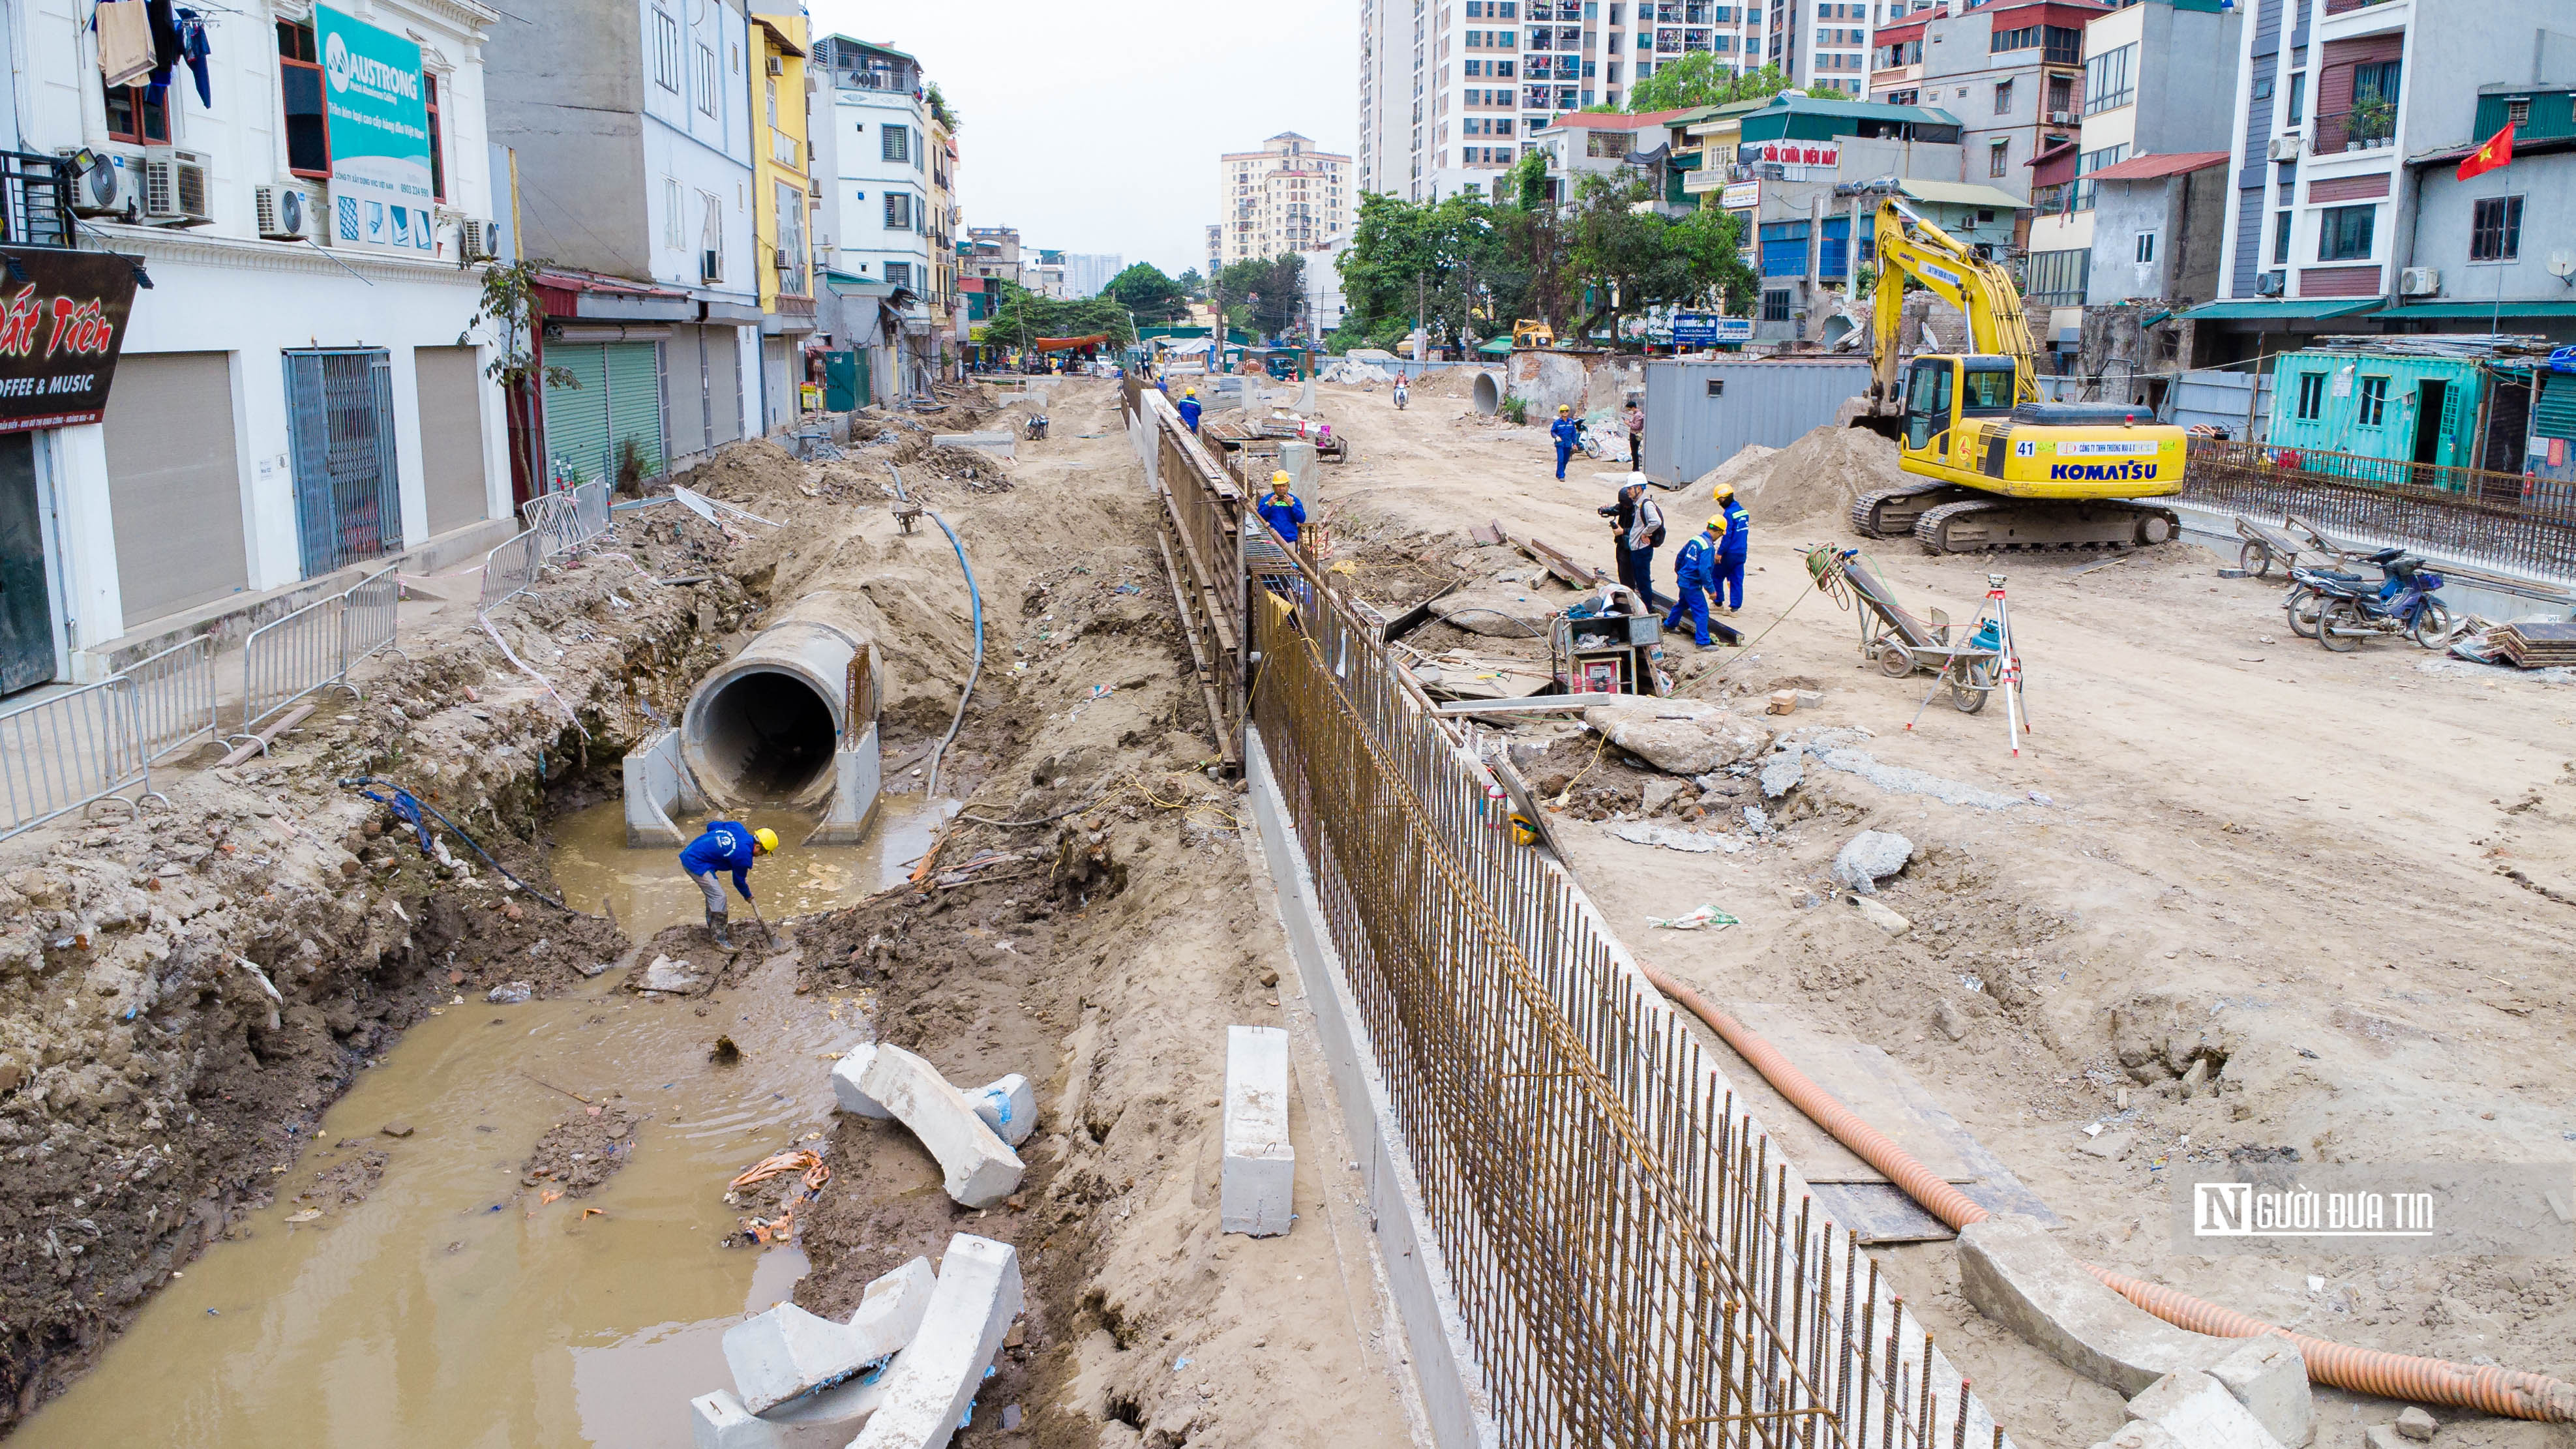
[1392,375,1411,410]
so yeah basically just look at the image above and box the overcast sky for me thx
[805,1,1360,279]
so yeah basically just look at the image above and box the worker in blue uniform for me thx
[1176,388,1203,433]
[1256,470,1305,544]
[1711,481,1752,612]
[1549,404,1582,480]
[678,821,777,946]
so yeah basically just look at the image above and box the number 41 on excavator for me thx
[1851,197,2187,554]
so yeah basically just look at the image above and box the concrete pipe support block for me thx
[2124,1371,2288,1449]
[1957,1214,2243,1396]
[850,1255,940,1347]
[857,1043,1025,1209]
[970,1073,1036,1148]
[1221,1024,1295,1236]
[691,1390,781,1449]
[723,1302,886,1416]
[850,1234,1026,1449]
[2208,1337,2314,1448]
[831,1045,893,1119]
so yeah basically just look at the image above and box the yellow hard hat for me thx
[1270,470,1293,486]
[1557,404,1572,413]
[1184,388,1197,396]
[752,828,780,854]
[1707,514,1729,532]
[1713,481,1736,500]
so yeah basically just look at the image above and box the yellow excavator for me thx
[1853,198,2184,552]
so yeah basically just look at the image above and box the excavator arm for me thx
[1869,199,2042,408]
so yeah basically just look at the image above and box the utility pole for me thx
[1416,271,1426,359]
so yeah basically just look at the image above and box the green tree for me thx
[1563,175,1755,347]
[1216,253,1308,340]
[985,281,1135,350]
[1175,267,1206,301]
[1105,261,1190,324]
[1335,192,1514,355]
[1625,57,1798,113]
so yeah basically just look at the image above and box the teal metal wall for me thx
[2264,349,2483,471]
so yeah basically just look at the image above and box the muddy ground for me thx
[1306,380,2576,1449]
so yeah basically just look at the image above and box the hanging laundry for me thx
[175,8,213,109]
[145,0,183,87]
[97,1,156,87]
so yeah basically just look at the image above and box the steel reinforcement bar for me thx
[2183,436,2576,582]
[1120,373,2014,1448]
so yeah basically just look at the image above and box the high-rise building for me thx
[1218,134,1354,265]
[1064,254,1126,297]
[1358,2,1878,208]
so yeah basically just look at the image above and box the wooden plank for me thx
[1432,695,1589,717]
[1504,528,1604,591]
[1383,578,1466,643]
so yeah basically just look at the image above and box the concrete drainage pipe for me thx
[1472,370,1503,417]
[681,590,878,807]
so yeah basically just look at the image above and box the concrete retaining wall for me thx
[623,728,705,847]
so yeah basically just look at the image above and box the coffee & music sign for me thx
[0,250,141,433]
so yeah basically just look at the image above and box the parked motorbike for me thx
[2304,548,2453,652]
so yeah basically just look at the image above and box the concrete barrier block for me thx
[2208,1337,2314,1448]
[724,1292,903,1417]
[1957,1215,2239,1396]
[830,1045,893,1120]
[851,1255,939,1350]
[850,1234,1026,1449]
[804,723,882,846]
[2126,1371,2287,1449]
[858,1043,1026,1209]
[691,1389,780,1449]
[970,1074,1036,1147]
[759,1369,893,1449]
[1221,1024,1295,1236]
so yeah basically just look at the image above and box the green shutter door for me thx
[605,342,666,483]
[2534,375,2576,440]
[545,344,610,487]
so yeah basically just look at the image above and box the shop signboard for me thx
[0,248,142,433]
[318,5,436,254]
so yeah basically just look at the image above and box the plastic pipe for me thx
[885,465,983,799]
[1632,958,2576,1423]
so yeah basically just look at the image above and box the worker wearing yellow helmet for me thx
[1177,386,1204,435]
[679,820,777,946]
[1708,480,1752,612]
[1549,403,1583,480]
[1257,468,1306,545]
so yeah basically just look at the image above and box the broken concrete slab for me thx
[692,1389,779,1449]
[2364,1427,2412,1449]
[1831,830,1913,895]
[830,1045,894,1120]
[969,1073,1036,1148]
[1582,697,1775,775]
[1957,1214,2244,1397]
[849,1234,1025,1449]
[931,431,1016,460]
[1851,895,1911,937]
[1221,1025,1295,1236]
[2206,1337,2313,1448]
[723,1256,936,1416]
[856,1043,1025,1209]
[849,1255,939,1352]
[1613,822,1739,854]
[2089,1422,2191,1449]
[2126,1371,2286,1449]
[758,1371,895,1449]
[1758,749,1805,799]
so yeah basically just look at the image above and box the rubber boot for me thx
[706,908,732,947]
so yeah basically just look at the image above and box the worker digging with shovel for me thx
[680,820,777,947]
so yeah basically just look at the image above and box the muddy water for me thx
[543,794,957,938]
[10,801,949,1448]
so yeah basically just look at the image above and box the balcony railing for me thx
[1,151,76,251]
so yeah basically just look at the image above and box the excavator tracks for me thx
[1910,497,2183,554]
[1849,483,1977,539]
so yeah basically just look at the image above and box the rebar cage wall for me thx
[1123,381,2018,1449]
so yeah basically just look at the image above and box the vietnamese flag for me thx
[2459,123,2515,181]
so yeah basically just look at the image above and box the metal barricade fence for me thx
[522,479,614,560]
[479,528,547,612]
[239,591,357,738]
[119,635,220,766]
[0,679,155,841]
[340,565,404,669]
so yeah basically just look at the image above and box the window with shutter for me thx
[2534,376,2576,441]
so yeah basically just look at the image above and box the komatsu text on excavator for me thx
[1853,198,2184,553]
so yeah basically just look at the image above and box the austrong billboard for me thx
[319,5,436,254]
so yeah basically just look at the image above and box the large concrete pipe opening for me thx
[680,591,882,809]
[1472,370,1503,416]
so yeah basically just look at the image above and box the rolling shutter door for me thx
[102,352,248,627]
[414,345,489,536]
[2533,375,2576,441]
[605,342,666,481]
[545,344,610,485]
[664,325,706,459]
[708,329,743,446]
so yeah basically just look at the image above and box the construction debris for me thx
[1831,831,1915,895]
[830,1043,1025,1209]
[1582,697,1775,776]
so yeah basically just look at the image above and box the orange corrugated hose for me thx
[1636,961,2576,1423]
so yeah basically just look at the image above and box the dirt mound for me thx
[520,1101,641,1198]
[1411,366,1494,399]
[672,438,808,505]
[1750,421,1910,528]
[1683,444,1780,507]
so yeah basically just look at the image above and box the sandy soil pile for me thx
[1409,366,1494,399]
[1746,421,1912,528]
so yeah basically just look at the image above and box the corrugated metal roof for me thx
[2179,299,2384,321]
[2087,151,2231,182]
[1745,95,1964,127]
[1896,179,2033,211]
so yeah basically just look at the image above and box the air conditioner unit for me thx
[2266,135,2303,161]
[57,149,128,217]
[254,182,321,241]
[142,148,211,224]
[774,247,797,271]
[2048,109,2074,125]
[2398,267,2440,297]
[766,54,785,76]
[458,217,502,261]
[2255,270,2286,297]
[701,247,724,283]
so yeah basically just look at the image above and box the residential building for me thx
[490,0,766,485]
[1063,254,1124,298]
[750,10,817,432]
[1219,133,1353,267]
[811,35,939,392]
[1358,0,1866,208]
[2193,0,2575,364]
[1874,1,2109,206]
[1307,240,1353,335]
[966,227,1023,288]
[1028,251,1071,298]
[1524,109,1703,210]
[1205,224,1223,280]
[928,110,959,378]
[10,0,515,689]
[805,73,895,406]
[2018,0,2239,355]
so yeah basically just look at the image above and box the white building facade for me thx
[811,36,937,391]
[1219,132,1352,267]
[8,0,513,687]
[1360,0,1875,205]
